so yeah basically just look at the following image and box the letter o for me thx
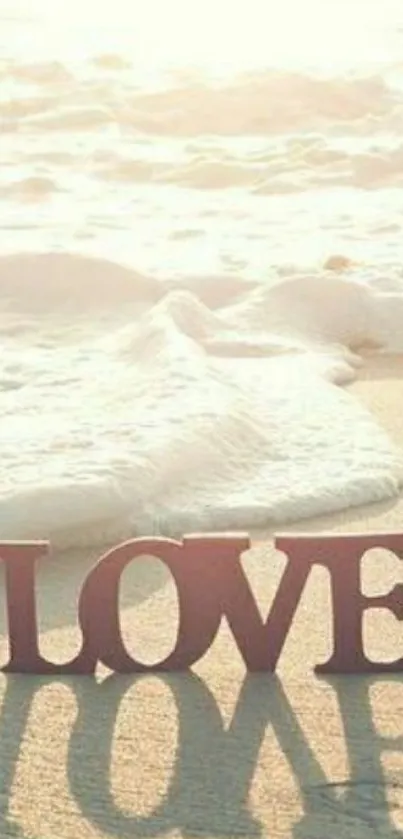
[77,537,224,672]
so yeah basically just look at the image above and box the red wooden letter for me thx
[78,534,250,672]
[217,538,315,670]
[0,542,97,674]
[277,533,403,674]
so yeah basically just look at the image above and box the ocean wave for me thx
[1,253,403,548]
[3,21,403,551]
[4,59,403,199]
[118,72,397,136]
[0,253,163,311]
[1,177,62,200]
[94,138,403,192]
[2,64,400,136]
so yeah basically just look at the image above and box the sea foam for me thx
[1,253,402,549]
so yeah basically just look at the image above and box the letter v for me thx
[220,539,313,671]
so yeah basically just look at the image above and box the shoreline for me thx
[0,353,403,837]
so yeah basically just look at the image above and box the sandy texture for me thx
[0,354,403,838]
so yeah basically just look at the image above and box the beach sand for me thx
[0,353,403,839]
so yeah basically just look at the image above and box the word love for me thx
[1,532,403,675]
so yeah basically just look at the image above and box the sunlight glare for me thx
[15,0,395,74]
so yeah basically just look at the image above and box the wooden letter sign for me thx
[0,532,402,674]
